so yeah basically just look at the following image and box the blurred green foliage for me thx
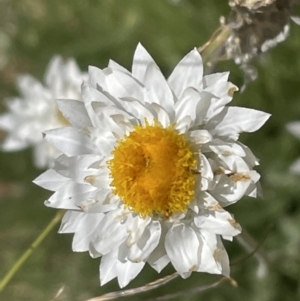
[0,0,300,300]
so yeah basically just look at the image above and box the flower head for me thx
[0,56,86,168]
[34,44,270,287]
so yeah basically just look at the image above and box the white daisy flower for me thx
[0,56,86,168]
[34,44,270,288]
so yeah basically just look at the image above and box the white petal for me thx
[127,221,161,262]
[108,59,131,75]
[91,100,133,131]
[200,154,214,190]
[117,260,145,288]
[125,215,151,247]
[0,113,19,131]
[203,72,229,88]
[17,74,50,101]
[78,189,114,213]
[92,210,128,255]
[89,128,117,157]
[143,87,175,123]
[148,248,170,273]
[72,212,104,251]
[132,43,155,83]
[54,154,102,183]
[219,154,249,172]
[207,107,271,140]
[60,211,104,252]
[44,56,63,87]
[46,56,83,99]
[189,130,212,145]
[168,48,203,99]
[204,82,237,120]
[1,135,28,151]
[106,70,144,101]
[56,99,92,129]
[45,181,97,209]
[33,142,52,169]
[33,168,69,191]
[211,175,251,206]
[197,232,220,274]
[59,211,84,233]
[63,58,85,88]
[84,169,111,190]
[81,82,118,127]
[147,224,170,273]
[100,249,119,285]
[175,87,201,126]
[120,97,154,124]
[197,231,229,276]
[193,91,212,126]
[194,210,241,237]
[143,62,174,113]
[165,223,200,273]
[238,142,259,167]
[245,182,260,198]
[10,120,44,145]
[207,139,246,157]
[209,175,233,201]
[88,66,108,90]
[149,102,171,128]
[174,115,192,133]
[44,127,97,157]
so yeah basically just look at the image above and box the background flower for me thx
[0,56,86,168]
[34,44,270,288]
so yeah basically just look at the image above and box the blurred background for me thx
[0,0,300,300]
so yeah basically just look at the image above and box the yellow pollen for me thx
[107,122,198,218]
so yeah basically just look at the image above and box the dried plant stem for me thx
[232,224,273,278]
[84,272,180,301]
[0,209,65,292]
[147,276,237,301]
[48,285,65,301]
[199,24,231,66]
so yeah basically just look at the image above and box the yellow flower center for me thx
[108,122,198,218]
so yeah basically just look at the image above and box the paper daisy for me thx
[0,56,86,168]
[34,44,270,288]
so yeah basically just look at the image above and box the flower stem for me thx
[84,272,180,301]
[199,24,231,66]
[0,209,65,292]
[84,274,235,301]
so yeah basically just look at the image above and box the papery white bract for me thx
[0,56,86,168]
[34,44,270,288]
